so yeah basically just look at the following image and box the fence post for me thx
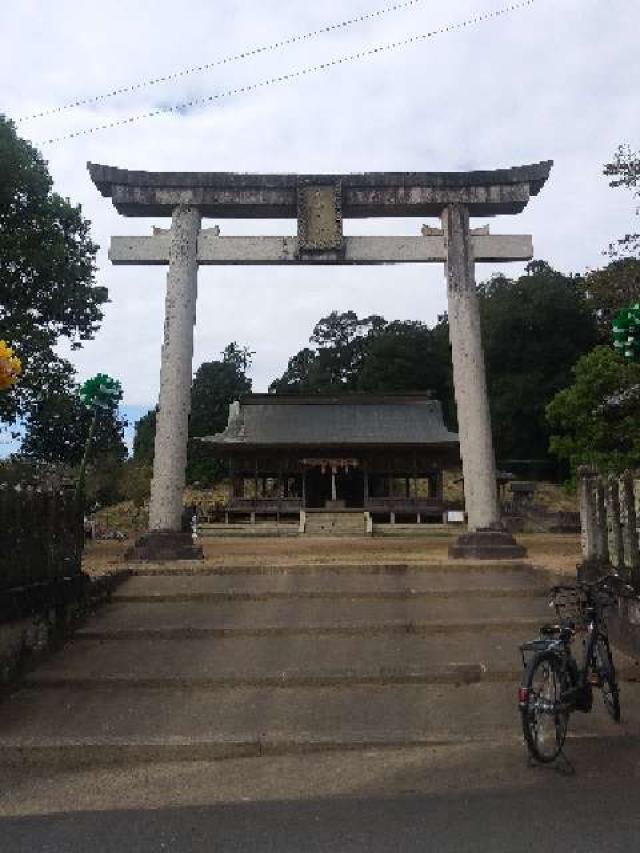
[622,470,640,587]
[24,486,36,587]
[579,467,598,562]
[1,483,86,601]
[607,475,625,570]
[0,484,9,590]
[41,488,52,582]
[595,478,609,563]
[69,488,84,575]
[13,485,24,589]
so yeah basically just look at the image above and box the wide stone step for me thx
[1,682,638,766]
[25,633,640,688]
[304,515,367,537]
[199,522,299,537]
[77,597,551,639]
[26,632,640,689]
[22,631,537,687]
[128,560,531,575]
[114,569,546,602]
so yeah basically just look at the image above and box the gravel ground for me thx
[81,533,582,578]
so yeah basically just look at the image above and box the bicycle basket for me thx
[550,585,589,627]
[591,583,621,611]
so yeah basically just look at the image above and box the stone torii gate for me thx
[88,161,552,560]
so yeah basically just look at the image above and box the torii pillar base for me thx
[449,528,527,560]
[124,531,203,563]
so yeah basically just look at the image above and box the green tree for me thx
[604,145,640,257]
[583,259,640,339]
[269,347,322,393]
[21,387,127,506]
[546,346,640,474]
[220,342,254,375]
[190,344,253,439]
[479,262,598,463]
[270,269,598,470]
[270,312,387,393]
[119,459,153,510]
[21,390,127,466]
[269,311,452,407]
[0,116,107,423]
[132,408,157,464]
[357,319,453,400]
[133,343,253,485]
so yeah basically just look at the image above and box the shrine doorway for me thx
[305,466,331,508]
[336,469,365,508]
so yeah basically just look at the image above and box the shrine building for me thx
[201,393,459,525]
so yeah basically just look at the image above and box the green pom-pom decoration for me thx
[612,303,640,361]
[79,373,122,410]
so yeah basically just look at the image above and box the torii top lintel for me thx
[87,161,552,219]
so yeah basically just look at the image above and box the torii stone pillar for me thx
[149,205,200,532]
[87,161,552,560]
[444,205,525,559]
[443,205,498,529]
[130,206,204,560]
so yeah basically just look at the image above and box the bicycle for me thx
[518,574,627,763]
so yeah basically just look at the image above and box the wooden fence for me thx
[579,467,640,589]
[0,485,83,593]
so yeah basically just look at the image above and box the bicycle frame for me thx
[519,585,610,715]
[519,574,626,762]
[557,617,597,714]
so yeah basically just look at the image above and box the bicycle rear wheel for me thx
[595,635,621,722]
[520,651,570,763]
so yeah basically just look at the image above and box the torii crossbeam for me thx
[109,232,533,266]
[88,161,553,560]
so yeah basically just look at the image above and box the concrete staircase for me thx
[303,511,368,536]
[0,561,638,766]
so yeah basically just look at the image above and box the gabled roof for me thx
[201,394,459,448]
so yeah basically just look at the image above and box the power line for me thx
[40,0,537,146]
[19,0,426,122]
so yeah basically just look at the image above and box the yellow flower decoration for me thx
[0,341,22,391]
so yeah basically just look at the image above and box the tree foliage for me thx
[190,343,253,439]
[0,116,107,423]
[269,311,453,417]
[19,385,128,506]
[604,144,640,257]
[479,261,598,462]
[133,342,253,485]
[546,346,640,474]
[21,388,127,466]
[583,258,640,338]
[133,408,157,463]
[269,264,597,468]
[271,312,386,392]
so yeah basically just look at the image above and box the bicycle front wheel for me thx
[521,651,570,763]
[595,635,621,722]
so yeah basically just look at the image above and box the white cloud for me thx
[2,0,639,410]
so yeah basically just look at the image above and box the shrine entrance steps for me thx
[0,560,638,767]
[302,510,369,537]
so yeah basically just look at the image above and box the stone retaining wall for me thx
[0,571,130,688]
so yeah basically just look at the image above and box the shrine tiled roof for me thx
[201,394,459,448]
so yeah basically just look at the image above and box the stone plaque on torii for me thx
[88,161,553,560]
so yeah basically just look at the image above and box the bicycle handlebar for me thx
[550,574,636,598]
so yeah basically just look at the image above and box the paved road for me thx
[2,780,639,853]
[2,739,639,852]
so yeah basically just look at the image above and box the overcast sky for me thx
[2,0,639,417]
